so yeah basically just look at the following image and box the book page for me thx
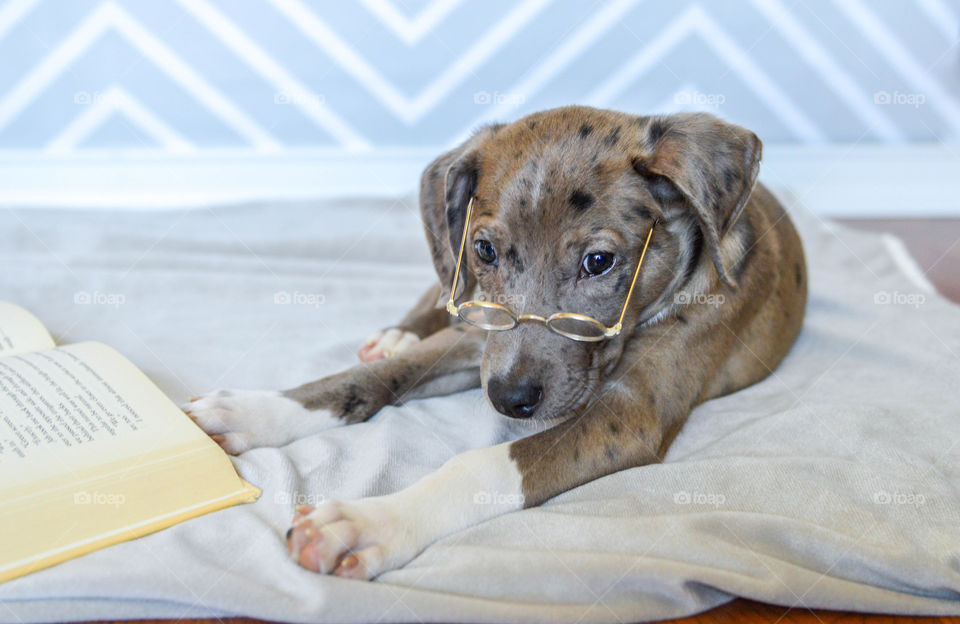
[0,302,55,357]
[0,341,210,488]
[0,341,259,583]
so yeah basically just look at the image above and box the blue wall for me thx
[0,0,958,153]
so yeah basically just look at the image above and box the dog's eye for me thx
[580,252,616,278]
[474,240,498,265]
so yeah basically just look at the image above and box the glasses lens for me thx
[459,303,516,330]
[546,314,607,341]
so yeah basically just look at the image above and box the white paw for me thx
[183,389,339,454]
[286,499,422,580]
[357,328,420,362]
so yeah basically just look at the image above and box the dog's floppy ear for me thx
[633,113,761,288]
[419,126,498,304]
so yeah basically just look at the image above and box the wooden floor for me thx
[836,219,960,304]
[79,219,959,624]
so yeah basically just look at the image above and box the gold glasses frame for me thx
[445,197,656,342]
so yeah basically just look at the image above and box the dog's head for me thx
[419,106,761,421]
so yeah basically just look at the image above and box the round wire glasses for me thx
[445,197,656,342]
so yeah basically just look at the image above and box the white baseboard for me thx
[0,148,436,210]
[759,144,960,218]
[0,145,957,217]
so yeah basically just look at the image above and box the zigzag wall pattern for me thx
[0,0,957,153]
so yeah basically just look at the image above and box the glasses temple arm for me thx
[446,196,475,316]
[612,222,656,332]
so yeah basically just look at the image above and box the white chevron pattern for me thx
[267,0,552,125]
[358,0,464,45]
[585,4,825,142]
[0,0,955,153]
[0,1,280,150]
[456,0,641,142]
[835,0,960,138]
[0,0,37,41]
[47,85,194,153]
[750,0,902,142]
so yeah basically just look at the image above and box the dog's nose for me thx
[487,377,543,419]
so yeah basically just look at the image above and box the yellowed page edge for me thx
[0,441,261,582]
[0,480,259,584]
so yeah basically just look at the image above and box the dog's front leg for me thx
[186,325,484,453]
[288,385,669,579]
[358,283,452,362]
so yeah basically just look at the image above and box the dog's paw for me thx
[286,500,421,580]
[183,389,340,453]
[357,328,420,362]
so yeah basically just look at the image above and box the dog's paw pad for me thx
[357,328,420,362]
[287,500,403,579]
[331,546,384,580]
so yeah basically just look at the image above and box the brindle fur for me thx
[281,105,806,507]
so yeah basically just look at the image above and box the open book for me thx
[0,302,260,583]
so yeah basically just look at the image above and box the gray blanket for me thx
[1,195,959,623]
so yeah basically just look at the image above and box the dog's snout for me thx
[487,376,543,419]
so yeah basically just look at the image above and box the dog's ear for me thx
[633,113,761,287]
[419,126,498,304]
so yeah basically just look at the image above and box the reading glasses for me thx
[445,197,656,342]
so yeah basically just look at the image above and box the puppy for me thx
[186,106,806,580]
